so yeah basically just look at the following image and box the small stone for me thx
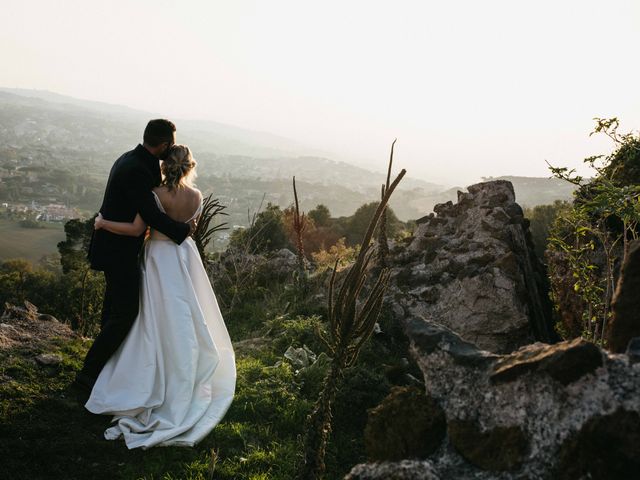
[35,353,62,366]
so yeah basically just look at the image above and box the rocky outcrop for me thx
[0,301,74,350]
[607,239,640,352]
[347,180,640,479]
[386,180,556,354]
[347,316,640,480]
[208,247,300,285]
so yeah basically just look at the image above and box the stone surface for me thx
[607,239,640,353]
[555,409,640,480]
[345,460,441,480]
[0,302,76,351]
[34,353,62,366]
[448,420,528,472]
[364,386,446,462]
[386,180,556,354]
[208,247,301,288]
[349,315,640,479]
[268,248,299,273]
[490,337,603,385]
[402,317,498,368]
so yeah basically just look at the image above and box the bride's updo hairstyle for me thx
[161,144,197,191]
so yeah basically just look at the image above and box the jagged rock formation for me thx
[348,317,640,479]
[348,181,640,479]
[607,239,640,352]
[386,180,556,354]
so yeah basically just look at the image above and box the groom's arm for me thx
[123,167,190,245]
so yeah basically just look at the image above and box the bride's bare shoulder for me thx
[185,186,202,201]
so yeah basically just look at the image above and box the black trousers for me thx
[79,265,141,384]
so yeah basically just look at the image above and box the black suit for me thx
[78,144,190,385]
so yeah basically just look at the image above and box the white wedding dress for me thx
[85,192,236,449]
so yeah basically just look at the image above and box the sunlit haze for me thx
[2,0,639,185]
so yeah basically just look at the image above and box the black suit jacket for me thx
[88,144,190,271]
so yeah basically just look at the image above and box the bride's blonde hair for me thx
[161,144,197,190]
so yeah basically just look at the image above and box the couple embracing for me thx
[73,119,236,449]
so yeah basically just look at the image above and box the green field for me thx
[0,220,66,263]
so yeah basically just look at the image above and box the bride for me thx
[84,144,236,449]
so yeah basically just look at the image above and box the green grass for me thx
[0,315,375,480]
[0,272,402,479]
[0,339,308,480]
[0,219,65,262]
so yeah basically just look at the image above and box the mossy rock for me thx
[555,409,640,480]
[364,386,446,461]
[448,419,528,471]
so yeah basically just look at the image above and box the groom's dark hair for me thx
[143,119,176,147]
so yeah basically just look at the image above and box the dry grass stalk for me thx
[298,142,406,480]
[292,176,307,272]
[193,193,229,260]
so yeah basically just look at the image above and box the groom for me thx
[73,119,195,403]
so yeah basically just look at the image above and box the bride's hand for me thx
[94,212,104,230]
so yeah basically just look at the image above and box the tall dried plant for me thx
[376,139,396,267]
[192,193,229,260]
[292,176,307,272]
[298,142,406,480]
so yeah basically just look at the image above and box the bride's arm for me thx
[94,213,147,237]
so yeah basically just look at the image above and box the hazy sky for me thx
[2,0,639,185]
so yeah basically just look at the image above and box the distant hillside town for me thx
[1,200,79,223]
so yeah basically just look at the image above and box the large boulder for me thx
[386,180,556,354]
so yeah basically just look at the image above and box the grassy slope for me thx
[0,338,300,480]
[0,311,391,480]
[0,220,65,262]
